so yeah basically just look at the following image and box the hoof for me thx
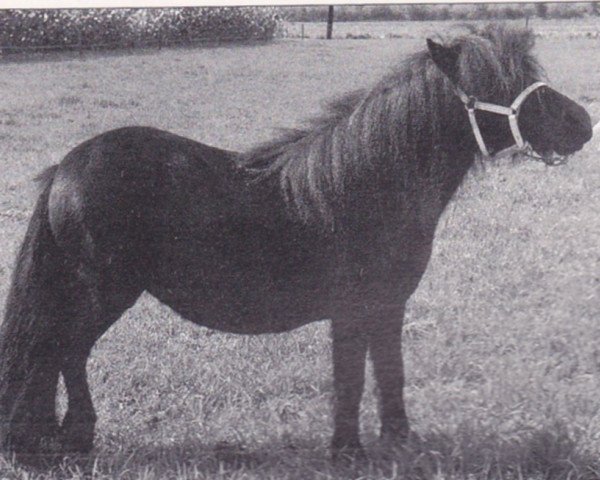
[6,434,64,468]
[331,441,367,464]
[381,429,410,445]
[60,431,94,454]
[1,422,61,455]
[60,418,94,454]
[380,418,410,447]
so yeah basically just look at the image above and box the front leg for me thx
[330,317,368,459]
[368,305,409,444]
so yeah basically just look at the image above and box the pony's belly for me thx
[145,225,336,334]
[147,280,329,335]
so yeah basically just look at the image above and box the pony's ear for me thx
[427,38,461,84]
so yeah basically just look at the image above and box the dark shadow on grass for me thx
[5,421,600,479]
[0,39,277,66]
[41,437,332,479]
[366,423,600,480]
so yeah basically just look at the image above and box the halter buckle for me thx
[465,96,477,111]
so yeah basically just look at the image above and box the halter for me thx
[454,81,564,164]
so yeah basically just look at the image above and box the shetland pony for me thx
[0,24,592,460]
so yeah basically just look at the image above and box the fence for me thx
[0,33,274,56]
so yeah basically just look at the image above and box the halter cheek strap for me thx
[455,81,547,157]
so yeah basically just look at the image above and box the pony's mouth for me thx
[527,135,589,166]
[540,151,570,166]
[523,145,570,166]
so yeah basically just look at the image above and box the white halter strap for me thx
[455,81,547,157]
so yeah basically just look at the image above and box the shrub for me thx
[549,4,585,19]
[0,7,282,53]
[469,4,491,20]
[407,5,434,21]
[535,3,549,19]
[435,7,452,21]
[368,5,397,21]
[499,7,527,20]
[281,7,328,22]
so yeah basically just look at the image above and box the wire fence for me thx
[0,33,275,56]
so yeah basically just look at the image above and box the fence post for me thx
[326,6,334,40]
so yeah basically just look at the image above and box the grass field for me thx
[0,20,600,479]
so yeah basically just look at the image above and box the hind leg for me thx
[0,358,63,455]
[60,353,96,453]
[59,259,143,454]
[0,250,70,455]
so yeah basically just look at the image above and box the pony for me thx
[0,24,592,460]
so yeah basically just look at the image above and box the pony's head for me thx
[427,25,592,163]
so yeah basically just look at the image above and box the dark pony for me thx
[0,24,591,461]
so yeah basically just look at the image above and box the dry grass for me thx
[0,25,599,479]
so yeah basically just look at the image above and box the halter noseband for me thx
[455,81,547,158]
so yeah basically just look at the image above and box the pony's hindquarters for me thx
[0,163,145,459]
[0,166,68,455]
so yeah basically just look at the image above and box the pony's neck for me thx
[255,55,479,235]
[289,78,476,234]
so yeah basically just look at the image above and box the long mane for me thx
[238,24,541,230]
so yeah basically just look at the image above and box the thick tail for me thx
[0,165,70,455]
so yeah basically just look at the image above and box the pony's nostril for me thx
[578,119,593,143]
[564,108,593,144]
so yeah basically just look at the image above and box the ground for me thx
[0,19,599,480]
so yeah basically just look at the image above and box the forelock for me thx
[446,24,542,101]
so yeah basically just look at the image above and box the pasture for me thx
[0,22,599,479]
